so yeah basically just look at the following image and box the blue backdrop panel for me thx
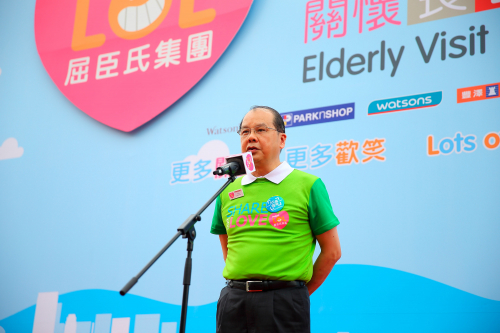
[0,0,499,332]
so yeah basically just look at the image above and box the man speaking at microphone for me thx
[211,106,341,333]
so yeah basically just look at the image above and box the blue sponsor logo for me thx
[368,91,442,115]
[486,84,498,98]
[281,103,355,128]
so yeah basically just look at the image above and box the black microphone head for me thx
[225,156,246,176]
[212,161,240,176]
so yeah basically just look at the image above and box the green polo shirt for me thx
[210,169,339,282]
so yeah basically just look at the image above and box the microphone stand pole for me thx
[119,174,236,333]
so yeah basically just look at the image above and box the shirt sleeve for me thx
[210,195,227,235]
[308,178,340,235]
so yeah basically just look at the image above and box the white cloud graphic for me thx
[0,138,24,160]
[171,140,230,184]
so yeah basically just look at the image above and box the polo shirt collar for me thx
[241,161,294,185]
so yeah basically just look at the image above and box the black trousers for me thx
[216,284,311,333]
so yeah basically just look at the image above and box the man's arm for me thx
[306,226,341,295]
[219,234,228,262]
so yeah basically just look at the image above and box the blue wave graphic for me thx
[1,265,499,332]
[311,265,500,332]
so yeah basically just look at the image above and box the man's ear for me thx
[280,133,287,149]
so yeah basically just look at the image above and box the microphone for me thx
[213,152,255,177]
[213,161,240,176]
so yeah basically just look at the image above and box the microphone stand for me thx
[119,174,236,333]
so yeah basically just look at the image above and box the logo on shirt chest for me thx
[269,211,289,230]
[226,210,289,230]
[266,196,284,213]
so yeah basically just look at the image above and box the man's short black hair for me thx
[239,106,286,134]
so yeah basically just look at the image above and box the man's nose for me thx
[247,129,258,141]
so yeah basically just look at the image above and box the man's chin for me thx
[249,151,262,161]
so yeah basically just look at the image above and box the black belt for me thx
[227,280,305,292]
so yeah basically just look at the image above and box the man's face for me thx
[240,109,286,164]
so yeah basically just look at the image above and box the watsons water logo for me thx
[368,91,442,115]
[281,103,354,128]
[207,125,239,135]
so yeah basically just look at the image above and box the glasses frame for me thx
[237,126,281,138]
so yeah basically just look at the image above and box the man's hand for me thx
[219,234,228,262]
[306,227,341,295]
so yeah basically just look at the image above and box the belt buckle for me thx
[246,281,263,292]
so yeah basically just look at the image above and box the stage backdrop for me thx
[1,0,499,332]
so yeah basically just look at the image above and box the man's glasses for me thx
[237,126,280,138]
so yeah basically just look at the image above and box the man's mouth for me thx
[247,147,259,152]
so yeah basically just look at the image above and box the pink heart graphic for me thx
[35,0,253,132]
[269,211,289,230]
[229,192,235,199]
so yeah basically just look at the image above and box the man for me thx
[210,106,341,333]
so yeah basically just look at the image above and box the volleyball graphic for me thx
[109,0,172,40]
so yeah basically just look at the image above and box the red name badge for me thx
[228,189,244,200]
